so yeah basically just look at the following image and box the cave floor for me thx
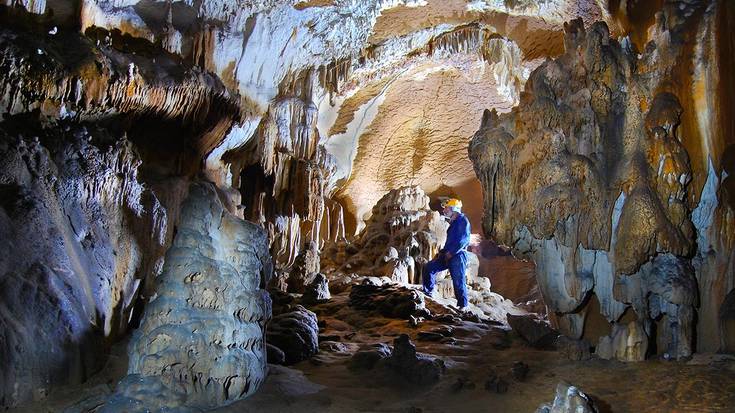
[11,290,735,413]
[220,292,735,413]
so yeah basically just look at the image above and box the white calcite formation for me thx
[108,182,272,410]
[322,186,447,285]
[535,382,598,413]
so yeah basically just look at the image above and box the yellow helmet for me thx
[442,198,462,209]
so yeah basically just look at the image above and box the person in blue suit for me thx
[422,198,471,309]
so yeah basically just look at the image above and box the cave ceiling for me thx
[44,0,624,234]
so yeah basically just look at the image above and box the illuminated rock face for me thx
[323,186,447,284]
[0,126,174,407]
[470,4,735,359]
[114,182,272,409]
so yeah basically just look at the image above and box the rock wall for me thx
[0,124,175,407]
[469,2,735,358]
[107,182,272,409]
[0,8,231,407]
[322,186,447,284]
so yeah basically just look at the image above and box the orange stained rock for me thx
[335,56,517,233]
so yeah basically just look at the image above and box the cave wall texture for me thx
[469,1,735,359]
[0,0,733,409]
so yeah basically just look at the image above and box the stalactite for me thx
[470,7,733,359]
[0,25,240,158]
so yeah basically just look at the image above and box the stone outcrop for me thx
[469,3,735,357]
[349,280,430,320]
[507,314,559,349]
[349,335,444,386]
[324,186,447,285]
[536,382,598,413]
[266,305,320,366]
[110,182,272,410]
[0,125,177,408]
[301,273,332,305]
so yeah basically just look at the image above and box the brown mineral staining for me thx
[470,6,733,356]
[294,0,335,11]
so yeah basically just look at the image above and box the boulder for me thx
[349,343,392,370]
[301,273,331,305]
[267,305,319,365]
[349,281,430,319]
[507,313,559,349]
[383,334,445,386]
[266,344,286,365]
[535,382,597,413]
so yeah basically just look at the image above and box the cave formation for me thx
[0,0,734,412]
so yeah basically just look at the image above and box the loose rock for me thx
[383,334,445,385]
[511,361,530,381]
[535,382,598,413]
[301,273,331,305]
[267,305,319,365]
[507,313,559,349]
[484,371,509,394]
[349,281,430,319]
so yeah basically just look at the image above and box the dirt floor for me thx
[11,289,735,413]
[216,291,735,413]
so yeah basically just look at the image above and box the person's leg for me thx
[422,258,447,296]
[448,253,468,308]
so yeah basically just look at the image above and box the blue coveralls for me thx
[422,212,471,308]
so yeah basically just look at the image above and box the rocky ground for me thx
[11,280,735,413]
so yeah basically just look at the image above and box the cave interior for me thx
[1,0,734,412]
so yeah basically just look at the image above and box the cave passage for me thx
[1,1,734,412]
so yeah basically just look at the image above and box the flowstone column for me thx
[105,182,272,411]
